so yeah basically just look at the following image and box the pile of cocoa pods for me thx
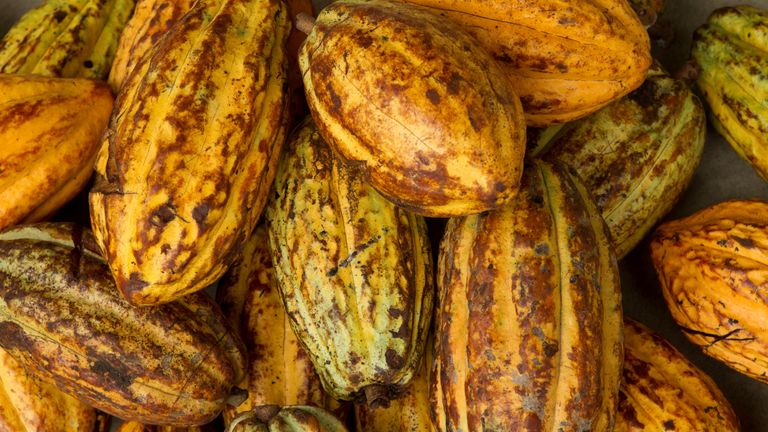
[0,0,767,430]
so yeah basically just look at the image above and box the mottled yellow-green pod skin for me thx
[0,223,247,426]
[692,5,768,181]
[0,0,135,79]
[266,118,434,406]
[228,405,349,432]
[530,64,706,259]
[432,159,622,431]
[89,0,290,305]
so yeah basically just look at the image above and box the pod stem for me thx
[296,13,316,35]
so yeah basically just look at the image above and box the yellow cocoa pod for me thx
[616,318,739,432]
[401,0,651,126]
[299,0,526,217]
[0,223,247,426]
[227,405,349,432]
[108,0,196,92]
[217,224,349,427]
[265,118,434,405]
[651,199,768,383]
[89,0,291,305]
[0,0,135,79]
[115,420,210,431]
[0,74,113,231]
[0,348,97,432]
[432,159,622,431]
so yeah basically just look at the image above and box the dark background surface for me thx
[4,0,768,430]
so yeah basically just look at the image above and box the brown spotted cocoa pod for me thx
[89,0,291,305]
[0,223,247,426]
[265,117,434,406]
[299,0,526,217]
[651,199,768,383]
[227,405,349,432]
[432,158,622,431]
[0,348,98,432]
[616,318,739,431]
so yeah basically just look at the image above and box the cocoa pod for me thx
[0,223,247,426]
[651,199,768,383]
[217,224,349,427]
[692,5,768,182]
[299,0,526,217]
[401,0,651,126]
[115,420,213,431]
[0,0,135,79]
[265,117,434,405]
[616,318,739,431]
[0,348,98,432]
[0,74,113,231]
[89,0,291,305]
[227,405,349,432]
[432,159,622,431]
[108,0,196,92]
[529,64,706,259]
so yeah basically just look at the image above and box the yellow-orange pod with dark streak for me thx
[0,348,99,432]
[432,158,622,431]
[299,0,526,217]
[400,0,651,126]
[0,223,247,426]
[216,224,348,428]
[89,0,290,305]
[266,118,434,406]
[651,199,768,384]
[616,318,739,431]
[0,74,113,231]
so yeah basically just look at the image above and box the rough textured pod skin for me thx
[299,0,526,217]
[108,0,196,92]
[692,5,768,182]
[651,200,768,383]
[265,118,434,405]
[217,224,348,428]
[0,348,97,432]
[401,0,651,126]
[354,338,433,432]
[432,159,622,431]
[89,0,291,305]
[616,318,739,432]
[0,223,247,426]
[0,0,134,79]
[0,74,113,231]
[228,405,349,432]
[529,64,706,259]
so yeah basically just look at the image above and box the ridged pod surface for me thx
[227,405,349,432]
[529,64,706,259]
[89,0,290,305]
[616,318,739,432]
[651,200,768,383]
[0,223,247,426]
[401,0,651,126]
[217,224,346,427]
[432,159,622,431]
[299,0,526,217]
[0,74,113,231]
[108,0,196,92]
[0,348,97,432]
[692,5,768,181]
[0,0,134,79]
[266,118,434,405]
[354,338,433,432]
